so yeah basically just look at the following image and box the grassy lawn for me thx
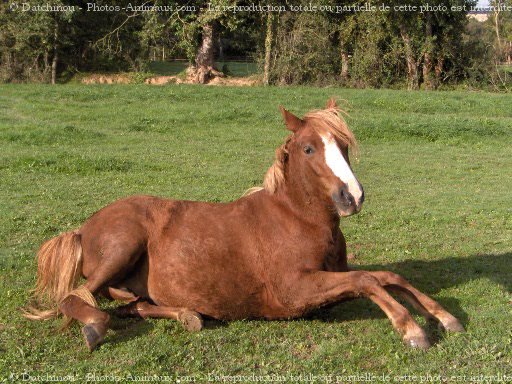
[0,84,511,382]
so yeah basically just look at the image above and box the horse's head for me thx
[267,98,363,217]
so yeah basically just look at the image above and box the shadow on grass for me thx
[106,316,155,346]
[313,252,511,331]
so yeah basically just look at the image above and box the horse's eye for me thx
[303,145,314,155]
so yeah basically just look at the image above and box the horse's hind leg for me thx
[60,273,139,351]
[59,239,145,351]
[59,280,111,352]
[367,271,464,332]
[115,300,203,332]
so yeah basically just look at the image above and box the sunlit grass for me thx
[0,84,510,381]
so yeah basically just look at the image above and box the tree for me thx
[490,0,512,63]
[384,0,474,90]
[349,11,395,88]
[338,16,356,82]
[269,11,339,85]
[193,21,219,83]
[0,0,72,83]
[263,12,277,85]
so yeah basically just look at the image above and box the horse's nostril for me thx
[341,189,349,202]
[340,188,354,205]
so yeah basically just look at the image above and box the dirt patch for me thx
[144,76,181,85]
[81,74,131,84]
[81,73,260,87]
[207,77,260,87]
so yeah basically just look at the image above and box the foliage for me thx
[459,19,496,86]
[269,12,339,85]
[0,0,77,82]
[347,12,403,88]
[0,0,511,89]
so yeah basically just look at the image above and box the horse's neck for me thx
[274,182,340,229]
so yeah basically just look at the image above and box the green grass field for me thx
[0,84,511,383]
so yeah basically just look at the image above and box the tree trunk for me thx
[494,8,502,51]
[217,35,224,62]
[422,14,434,90]
[51,21,59,85]
[194,22,216,84]
[3,51,12,82]
[400,26,419,90]
[340,44,349,81]
[263,12,276,85]
[43,50,50,81]
[434,55,444,87]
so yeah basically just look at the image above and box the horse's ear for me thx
[279,106,303,132]
[326,97,337,109]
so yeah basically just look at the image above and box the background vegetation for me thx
[0,84,510,380]
[1,0,512,89]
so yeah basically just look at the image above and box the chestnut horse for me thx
[24,99,464,351]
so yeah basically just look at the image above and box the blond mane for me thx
[303,107,358,154]
[244,106,357,197]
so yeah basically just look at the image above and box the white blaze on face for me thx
[321,133,363,203]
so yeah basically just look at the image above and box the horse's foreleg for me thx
[367,271,464,332]
[289,270,430,349]
[115,301,203,332]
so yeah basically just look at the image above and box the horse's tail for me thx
[23,230,83,322]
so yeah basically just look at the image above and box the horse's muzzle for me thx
[333,184,364,216]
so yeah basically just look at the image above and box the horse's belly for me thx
[146,241,265,320]
[148,272,265,320]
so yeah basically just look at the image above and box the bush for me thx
[269,13,339,86]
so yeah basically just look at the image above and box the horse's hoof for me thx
[178,310,203,332]
[404,332,431,350]
[438,317,465,333]
[82,323,106,352]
